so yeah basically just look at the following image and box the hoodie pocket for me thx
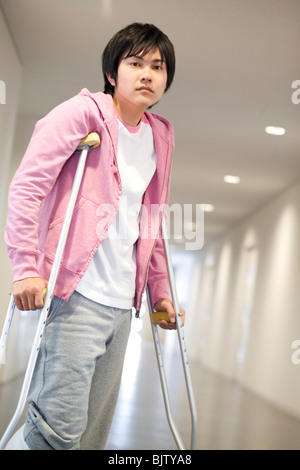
[41,196,114,273]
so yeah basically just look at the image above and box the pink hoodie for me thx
[5,89,174,313]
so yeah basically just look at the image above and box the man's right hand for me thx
[13,277,48,311]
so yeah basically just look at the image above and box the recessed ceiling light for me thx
[203,203,215,212]
[224,175,240,184]
[265,126,286,136]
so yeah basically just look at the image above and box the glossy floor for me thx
[1,331,300,450]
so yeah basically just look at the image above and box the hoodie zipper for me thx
[104,121,122,192]
[135,145,172,317]
[135,223,160,318]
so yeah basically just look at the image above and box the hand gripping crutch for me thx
[147,216,197,450]
[0,132,100,450]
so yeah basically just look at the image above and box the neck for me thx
[112,97,145,127]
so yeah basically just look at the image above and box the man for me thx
[5,22,184,450]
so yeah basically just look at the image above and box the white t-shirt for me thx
[76,114,157,308]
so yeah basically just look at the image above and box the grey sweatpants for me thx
[23,291,132,450]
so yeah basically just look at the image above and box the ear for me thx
[106,74,116,87]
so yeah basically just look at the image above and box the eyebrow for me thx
[126,55,165,64]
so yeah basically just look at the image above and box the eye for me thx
[130,61,140,67]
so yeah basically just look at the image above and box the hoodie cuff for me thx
[11,251,40,283]
[148,276,170,309]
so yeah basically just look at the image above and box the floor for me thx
[1,329,300,450]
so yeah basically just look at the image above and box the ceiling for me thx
[1,0,300,248]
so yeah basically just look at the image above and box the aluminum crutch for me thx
[0,132,100,450]
[147,215,197,450]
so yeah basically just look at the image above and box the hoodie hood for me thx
[79,88,175,149]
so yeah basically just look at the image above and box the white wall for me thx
[0,8,25,383]
[0,11,22,290]
[185,178,300,419]
[0,9,22,223]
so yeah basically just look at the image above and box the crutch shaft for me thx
[0,295,15,366]
[147,287,185,450]
[161,216,197,450]
[147,215,197,450]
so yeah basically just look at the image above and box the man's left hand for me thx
[153,298,185,330]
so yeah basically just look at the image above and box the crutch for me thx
[0,132,100,450]
[147,216,197,450]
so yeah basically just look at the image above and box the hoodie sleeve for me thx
[5,93,99,282]
[146,236,170,306]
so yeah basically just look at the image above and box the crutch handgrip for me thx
[78,132,101,149]
[41,287,47,305]
[150,311,170,324]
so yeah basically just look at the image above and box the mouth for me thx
[137,86,153,93]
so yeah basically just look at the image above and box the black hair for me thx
[102,23,175,96]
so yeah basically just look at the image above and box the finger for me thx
[164,306,176,324]
[34,291,45,309]
[14,295,25,311]
[168,313,176,324]
[30,285,47,310]
[18,290,38,311]
[158,320,176,330]
[28,292,38,311]
[18,294,30,311]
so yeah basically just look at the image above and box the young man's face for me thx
[109,48,168,115]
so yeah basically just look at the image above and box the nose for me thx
[140,66,152,82]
